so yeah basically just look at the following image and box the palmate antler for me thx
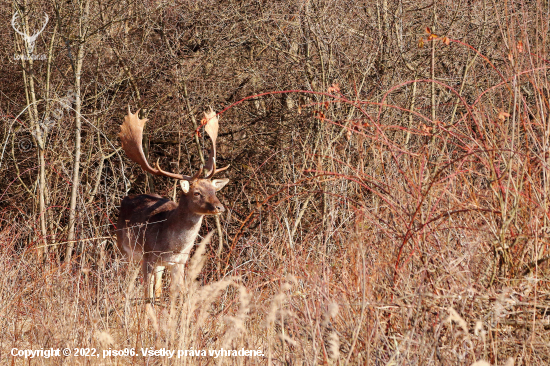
[202,108,230,179]
[120,106,228,181]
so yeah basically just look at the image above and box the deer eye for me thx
[194,191,201,197]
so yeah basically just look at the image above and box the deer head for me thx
[178,176,228,215]
[119,107,230,209]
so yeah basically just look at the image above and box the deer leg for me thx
[153,265,165,301]
[142,259,155,303]
[170,264,185,297]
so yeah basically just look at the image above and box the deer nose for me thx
[216,204,225,213]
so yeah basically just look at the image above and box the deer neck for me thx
[165,197,204,251]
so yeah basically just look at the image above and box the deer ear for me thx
[211,178,229,191]
[179,180,190,193]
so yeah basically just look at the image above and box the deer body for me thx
[116,108,229,302]
[117,194,202,262]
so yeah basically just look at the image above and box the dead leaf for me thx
[498,110,510,121]
[421,123,433,134]
[327,83,340,94]
[517,41,524,53]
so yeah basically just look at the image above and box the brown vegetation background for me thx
[0,0,549,364]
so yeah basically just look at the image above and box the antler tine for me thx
[191,165,204,180]
[120,107,203,181]
[205,159,231,179]
[205,157,216,179]
[204,147,215,177]
[154,159,200,181]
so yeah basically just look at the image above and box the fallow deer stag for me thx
[117,107,229,302]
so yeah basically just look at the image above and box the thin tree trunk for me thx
[65,0,89,262]
[65,43,84,262]
[14,2,49,261]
